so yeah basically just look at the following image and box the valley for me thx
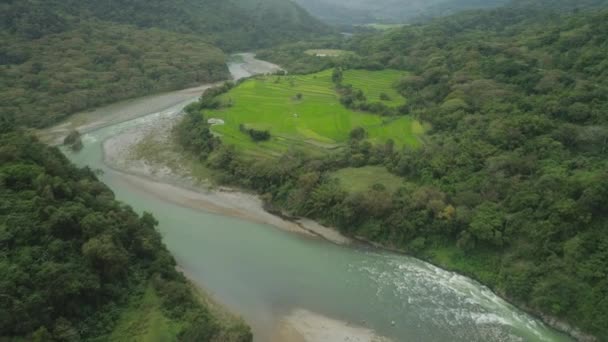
[48,54,571,342]
[2,1,607,341]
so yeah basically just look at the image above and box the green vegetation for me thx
[109,285,181,342]
[199,69,420,157]
[350,5,608,339]
[0,0,328,129]
[110,283,249,342]
[6,0,608,339]
[1,0,328,51]
[0,21,227,129]
[179,3,608,339]
[342,69,405,107]
[63,130,83,152]
[256,38,359,74]
[331,166,404,193]
[291,0,509,26]
[0,131,252,341]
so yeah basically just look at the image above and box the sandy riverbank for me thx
[38,83,220,146]
[271,310,391,342]
[229,52,283,80]
[102,125,352,245]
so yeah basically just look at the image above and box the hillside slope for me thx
[0,23,228,128]
[0,129,252,341]
[0,0,328,128]
[343,6,608,339]
[293,0,508,25]
[180,4,608,340]
[2,0,328,51]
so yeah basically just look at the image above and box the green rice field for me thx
[343,69,405,107]
[206,69,422,157]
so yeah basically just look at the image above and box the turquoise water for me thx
[62,58,572,342]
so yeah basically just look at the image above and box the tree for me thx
[0,112,16,133]
[82,235,129,278]
[349,127,366,141]
[332,67,343,84]
[468,203,505,247]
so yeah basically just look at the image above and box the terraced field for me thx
[206,69,422,157]
[343,69,405,107]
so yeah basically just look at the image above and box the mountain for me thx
[292,0,509,25]
[294,0,608,26]
[2,0,328,51]
[346,9,608,338]
[0,1,330,339]
[214,3,608,339]
[0,0,328,129]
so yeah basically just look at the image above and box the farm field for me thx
[343,69,405,107]
[332,166,405,193]
[206,69,422,157]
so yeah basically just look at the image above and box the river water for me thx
[60,55,571,342]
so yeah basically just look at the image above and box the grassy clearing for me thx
[108,281,249,342]
[304,49,351,57]
[109,285,181,342]
[206,69,421,157]
[331,166,404,193]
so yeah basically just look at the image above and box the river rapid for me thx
[51,54,572,342]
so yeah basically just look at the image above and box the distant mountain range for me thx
[1,0,329,51]
[293,0,608,26]
[292,0,509,25]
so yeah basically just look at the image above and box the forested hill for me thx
[199,4,608,339]
[2,0,328,51]
[364,5,608,338]
[0,128,252,340]
[0,0,327,129]
[292,0,509,25]
[292,0,608,26]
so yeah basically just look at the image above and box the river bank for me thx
[51,54,382,342]
[42,53,580,342]
[105,115,593,342]
[99,88,592,342]
[96,82,353,246]
[37,83,221,146]
[272,310,392,342]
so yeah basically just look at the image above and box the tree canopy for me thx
[0,131,251,341]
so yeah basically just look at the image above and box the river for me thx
[54,54,571,342]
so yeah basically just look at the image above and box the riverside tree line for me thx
[177,3,608,339]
